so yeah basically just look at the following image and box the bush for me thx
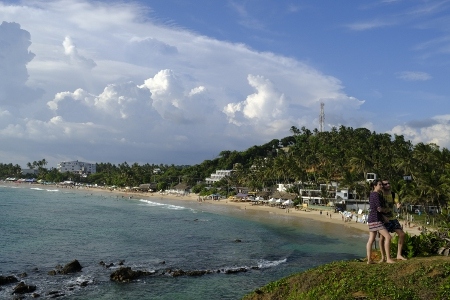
[391,222,450,258]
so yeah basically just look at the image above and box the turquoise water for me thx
[0,184,366,299]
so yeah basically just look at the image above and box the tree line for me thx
[1,125,449,211]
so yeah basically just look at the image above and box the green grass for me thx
[242,256,450,300]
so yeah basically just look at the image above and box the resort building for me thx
[57,160,96,175]
[205,170,233,184]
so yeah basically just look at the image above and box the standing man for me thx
[379,179,407,261]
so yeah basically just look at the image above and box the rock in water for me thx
[12,282,37,294]
[61,260,83,274]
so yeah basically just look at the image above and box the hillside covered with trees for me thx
[1,125,450,211]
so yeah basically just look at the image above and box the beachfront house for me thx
[335,188,369,211]
[205,170,233,184]
[168,182,191,195]
[135,183,158,192]
[300,183,337,206]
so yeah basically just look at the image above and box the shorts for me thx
[384,219,402,233]
[368,221,385,232]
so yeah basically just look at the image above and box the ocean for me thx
[0,184,367,299]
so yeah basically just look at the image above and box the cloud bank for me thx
[0,0,446,167]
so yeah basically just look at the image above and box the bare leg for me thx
[395,229,407,260]
[379,229,395,263]
[366,231,377,264]
[378,234,386,263]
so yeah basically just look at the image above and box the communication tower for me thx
[319,102,325,132]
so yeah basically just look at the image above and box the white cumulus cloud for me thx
[62,36,97,69]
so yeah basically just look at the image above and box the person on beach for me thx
[366,179,395,264]
[378,179,407,261]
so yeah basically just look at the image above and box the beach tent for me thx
[283,199,293,206]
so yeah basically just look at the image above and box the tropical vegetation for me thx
[2,125,450,213]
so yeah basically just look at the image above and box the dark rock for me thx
[0,275,19,285]
[224,267,247,274]
[106,263,114,268]
[169,269,186,277]
[61,260,82,274]
[160,260,166,265]
[234,239,242,242]
[80,281,89,287]
[99,261,105,266]
[32,292,40,298]
[47,270,57,276]
[19,272,27,278]
[110,267,154,282]
[46,291,66,299]
[48,292,65,298]
[47,291,61,296]
[118,260,125,265]
[12,281,37,294]
[186,270,210,276]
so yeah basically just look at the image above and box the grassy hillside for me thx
[242,256,450,300]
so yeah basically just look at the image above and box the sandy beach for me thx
[89,186,423,237]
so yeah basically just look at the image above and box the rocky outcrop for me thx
[12,281,36,294]
[100,260,124,268]
[224,267,247,274]
[61,260,82,274]
[46,290,65,298]
[166,269,212,277]
[48,260,83,275]
[109,263,258,283]
[110,267,155,282]
[0,275,18,285]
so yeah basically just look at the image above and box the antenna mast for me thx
[319,102,325,132]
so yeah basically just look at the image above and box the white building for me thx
[277,183,293,192]
[57,160,96,174]
[366,173,377,183]
[205,170,233,184]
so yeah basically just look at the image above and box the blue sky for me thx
[1,0,450,168]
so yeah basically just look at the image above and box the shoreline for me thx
[1,181,423,236]
[82,185,423,237]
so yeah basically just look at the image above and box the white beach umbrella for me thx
[283,199,293,206]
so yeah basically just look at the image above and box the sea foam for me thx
[258,258,287,269]
[139,199,186,210]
